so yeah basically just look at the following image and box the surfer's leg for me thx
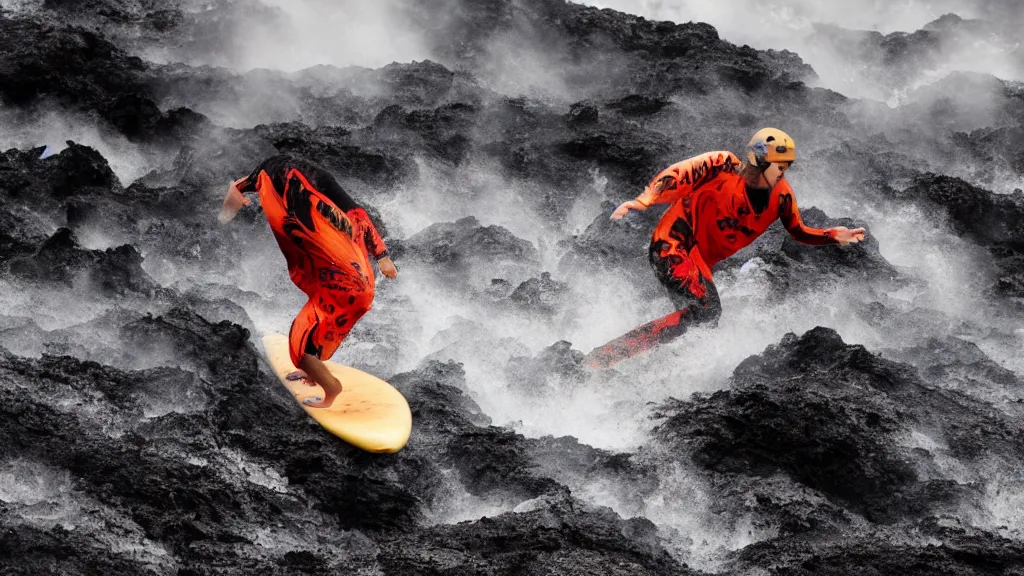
[584,243,720,368]
[288,298,344,408]
[297,354,343,408]
[287,282,374,408]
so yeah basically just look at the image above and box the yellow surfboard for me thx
[261,333,412,453]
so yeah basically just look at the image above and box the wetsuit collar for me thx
[745,183,771,215]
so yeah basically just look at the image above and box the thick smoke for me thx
[0,106,150,184]
[3,0,1024,572]
[582,0,1024,102]
[136,6,1024,556]
[139,0,430,72]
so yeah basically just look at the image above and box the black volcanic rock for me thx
[372,59,486,110]
[729,519,1024,575]
[808,13,1024,98]
[409,0,814,97]
[152,59,487,132]
[253,122,418,188]
[405,216,538,263]
[0,17,145,109]
[604,94,672,118]
[34,0,283,73]
[652,327,1024,523]
[139,127,281,189]
[379,492,698,576]
[505,339,586,396]
[0,17,207,143]
[390,360,564,503]
[557,200,665,293]
[0,523,168,576]
[401,216,541,288]
[508,271,570,314]
[37,0,189,24]
[897,174,1024,248]
[2,0,1024,573]
[882,336,1024,413]
[524,434,661,513]
[0,143,252,282]
[953,125,1024,184]
[7,228,158,296]
[0,208,46,264]
[774,207,899,291]
[370,101,478,166]
[556,128,661,187]
[0,142,120,202]
[0,346,419,569]
[567,101,600,125]
[893,174,1024,296]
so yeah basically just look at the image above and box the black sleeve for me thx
[239,155,360,212]
[236,155,288,193]
[307,166,359,212]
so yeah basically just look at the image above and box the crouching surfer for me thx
[218,155,397,408]
[585,128,866,368]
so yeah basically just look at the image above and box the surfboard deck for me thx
[262,333,412,453]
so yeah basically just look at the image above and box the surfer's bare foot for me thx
[286,370,313,384]
[300,380,341,408]
[295,354,343,408]
[302,392,338,409]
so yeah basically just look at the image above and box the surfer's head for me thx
[744,127,795,189]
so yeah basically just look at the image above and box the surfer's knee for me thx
[694,283,722,324]
[667,275,720,318]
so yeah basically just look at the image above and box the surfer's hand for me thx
[218,181,249,224]
[611,200,645,220]
[378,256,398,278]
[830,226,866,245]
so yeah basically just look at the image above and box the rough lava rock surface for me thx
[1,0,1024,574]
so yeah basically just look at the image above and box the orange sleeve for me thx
[635,151,741,207]
[776,180,839,245]
[347,208,389,260]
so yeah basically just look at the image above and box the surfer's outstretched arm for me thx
[610,151,741,220]
[776,181,865,245]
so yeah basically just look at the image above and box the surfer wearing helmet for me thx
[584,128,866,368]
[218,154,397,408]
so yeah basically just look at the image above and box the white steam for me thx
[580,0,1024,102]
[4,0,1024,568]
[140,0,429,73]
[584,0,982,37]
[0,105,151,184]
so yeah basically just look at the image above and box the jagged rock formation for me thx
[1,0,1022,574]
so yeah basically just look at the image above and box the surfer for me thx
[585,128,865,368]
[218,154,397,408]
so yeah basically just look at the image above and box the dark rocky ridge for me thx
[0,0,1022,574]
[892,174,1024,297]
[809,12,1024,99]
[652,328,1024,524]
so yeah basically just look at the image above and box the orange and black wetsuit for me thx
[588,151,839,367]
[234,154,389,368]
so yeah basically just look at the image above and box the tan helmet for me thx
[746,127,796,169]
